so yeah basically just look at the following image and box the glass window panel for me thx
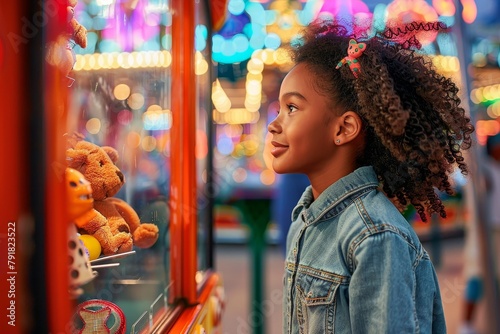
[195,0,213,275]
[67,0,173,332]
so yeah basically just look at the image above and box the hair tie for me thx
[335,39,366,78]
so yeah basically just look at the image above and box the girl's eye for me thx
[287,105,297,114]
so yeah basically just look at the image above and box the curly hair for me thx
[290,21,474,221]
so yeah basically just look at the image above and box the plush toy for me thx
[65,167,97,297]
[66,167,94,223]
[66,134,159,255]
[335,39,366,78]
[67,0,88,50]
[45,0,88,78]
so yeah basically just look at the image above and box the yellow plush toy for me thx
[66,134,159,255]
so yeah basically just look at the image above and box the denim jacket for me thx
[283,166,446,333]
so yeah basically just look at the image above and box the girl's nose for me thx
[268,115,281,134]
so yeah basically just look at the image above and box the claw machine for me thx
[0,0,226,333]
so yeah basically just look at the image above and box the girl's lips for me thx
[271,141,288,157]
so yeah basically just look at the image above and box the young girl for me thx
[268,20,474,333]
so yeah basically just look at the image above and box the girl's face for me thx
[268,63,338,176]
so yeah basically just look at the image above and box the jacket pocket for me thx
[295,272,339,334]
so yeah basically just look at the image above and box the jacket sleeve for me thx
[348,231,417,333]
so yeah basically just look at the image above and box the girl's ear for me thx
[334,111,363,145]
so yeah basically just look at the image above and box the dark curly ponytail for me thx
[290,20,474,221]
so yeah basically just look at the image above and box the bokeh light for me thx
[141,135,157,152]
[217,135,235,155]
[260,169,276,185]
[86,118,101,134]
[114,84,131,100]
[232,167,248,183]
[127,131,141,148]
[196,129,208,160]
[128,93,145,110]
[117,109,133,125]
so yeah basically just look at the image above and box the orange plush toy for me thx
[66,134,159,255]
[45,0,87,78]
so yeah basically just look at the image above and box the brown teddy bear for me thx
[66,134,159,255]
[45,0,88,77]
[67,0,88,50]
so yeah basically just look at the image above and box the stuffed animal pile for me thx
[66,134,159,255]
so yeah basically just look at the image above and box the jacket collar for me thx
[291,166,379,225]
